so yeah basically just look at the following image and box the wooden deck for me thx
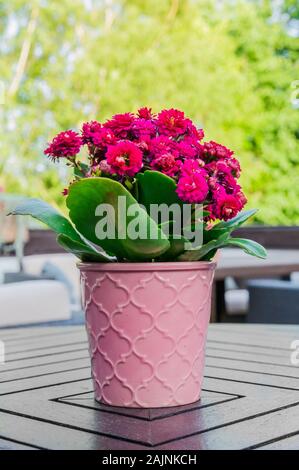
[0,324,299,450]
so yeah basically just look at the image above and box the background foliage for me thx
[0,0,298,224]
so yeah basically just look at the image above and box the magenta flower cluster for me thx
[44,108,246,221]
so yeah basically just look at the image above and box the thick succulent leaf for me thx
[203,226,228,244]
[184,221,204,233]
[178,232,267,261]
[136,170,182,213]
[213,209,258,231]
[66,177,170,261]
[223,237,267,259]
[178,233,230,261]
[158,235,189,261]
[158,219,202,261]
[9,198,83,243]
[200,248,218,261]
[203,209,258,244]
[158,220,174,231]
[57,234,112,262]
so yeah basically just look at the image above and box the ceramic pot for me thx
[79,261,215,408]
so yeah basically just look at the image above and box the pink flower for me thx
[156,108,189,136]
[212,192,242,220]
[204,205,216,221]
[226,157,241,178]
[136,137,151,152]
[150,153,182,177]
[81,121,102,145]
[44,130,82,159]
[208,176,219,190]
[221,173,240,195]
[180,159,205,176]
[176,136,202,159]
[234,187,247,208]
[95,128,116,147]
[211,185,246,221]
[176,168,209,203]
[137,107,154,120]
[185,119,204,140]
[106,140,143,176]
[82,122,116,155]
[87,160,112,176]
[197,128,205,140]
[200,141,234,160]
[131,118,156,139]
[148,136,178,159]
[206,160,239,195]
[98,159,112,174]
[104,113,135,138]
[206,159,232,176]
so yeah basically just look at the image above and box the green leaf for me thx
[158,220,174,230]
[9,198,109,261]
[184,221,204,233]
[136,170,182,214]
[57,234,112,262]
[203,226,228,244]
[213,209,258,230]
[66,177,170,261]
[202,210,211,218]
[9,198,83,243]
[158,235,189,261]
[74,162,89,178]
[203,209,258,244]
[158,218,203,261]
[178,232,230,261]
[223,237,267,259]
[200,248,218,261]
[178,233,267,261]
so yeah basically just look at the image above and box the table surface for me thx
[1,324,299,450]
[215,248,299,279]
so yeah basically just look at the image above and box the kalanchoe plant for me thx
[11,108,266,262]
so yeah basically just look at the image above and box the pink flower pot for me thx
[79,261,215,408]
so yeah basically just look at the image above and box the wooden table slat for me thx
[0,324,299,450]
[257,433,299,450]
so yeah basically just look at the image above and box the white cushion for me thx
[22,253,81,302]
[0,280,71,327]
[225,288,249,315]
[0,257,19,283]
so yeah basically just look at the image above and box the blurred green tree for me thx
[283,0,299,21]
[0,0,298,223]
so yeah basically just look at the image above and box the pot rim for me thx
[78,260,216,272]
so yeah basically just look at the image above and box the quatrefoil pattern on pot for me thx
[80,265,215,408]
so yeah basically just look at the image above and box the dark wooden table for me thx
[1,324,299,450]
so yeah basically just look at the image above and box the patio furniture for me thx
[0,253,81,327]
[216,248,299,280]
[247,279,299,324]
[224,287,249,316]
[23,225,299,257]
[24,229,65,256]
[21,227,299,322]
[233,225,299,249]
[22,253,81,306]
[0,194,29,270]
[0,280,71,328]
[214,248,299,322]
[0,323,299,449]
